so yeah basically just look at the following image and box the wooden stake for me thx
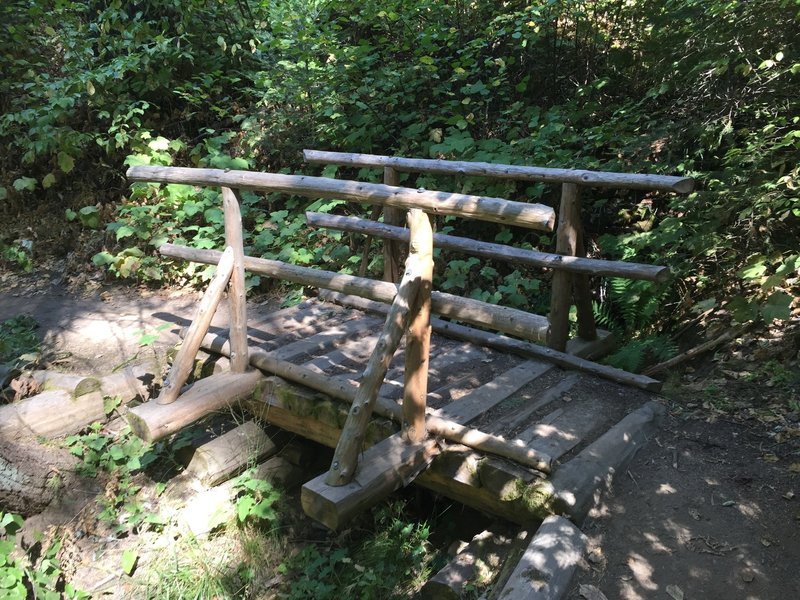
[573,226,597,341]
[403,210,433,443]
[222,187,249,372]
[157,247,234,405]
[326,241,423,486]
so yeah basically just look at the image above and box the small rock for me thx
[688,508,701,520]
[740,568,756,583]
[666,584,684,600]
[587,547,605,564]
[783,491,795,500]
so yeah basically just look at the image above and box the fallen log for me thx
[160,244,549,343]
[0,362,155,439]
[305,212,670,283]
[0,438,80,516]
[28,370,101,397]
[421,529,515,599]
[127,166,556,231]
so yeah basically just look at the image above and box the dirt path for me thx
[1,282,798,598]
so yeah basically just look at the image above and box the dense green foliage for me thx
[2,0,798,369]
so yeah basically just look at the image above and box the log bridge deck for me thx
[124,154,692,536]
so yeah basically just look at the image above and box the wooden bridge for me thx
[123,152,693,596]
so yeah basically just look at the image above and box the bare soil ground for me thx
[1,272,798,599]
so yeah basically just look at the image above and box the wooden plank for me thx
[303,149,696,194]
[302,433,440,529]
[160,244,550,344]
[221,187,249,372]
[157,247,235,405]
[489,373,580,435]
[318,291,659,391]
[200,337,552,471]
[127,166,556,231]
[518,398,606,461]
[436,360,552,424]
[245,301,342,342]
[307,212,670,283]
[550,401,666,522]
[271,315,383,362]
[494,515,586,600]
[127,370,265,442]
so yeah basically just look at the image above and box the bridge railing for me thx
[302,149,694,352]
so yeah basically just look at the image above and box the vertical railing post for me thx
[573,227,597,341]
[402,211,433,443]
[221,187,249,372]
[382,166,405,283]
[548,183,581,351]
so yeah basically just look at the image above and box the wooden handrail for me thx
[303,149,695,194]
[305,212,670,283]
[126,166,555,231]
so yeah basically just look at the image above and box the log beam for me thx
[126,166,555,231]
[127,370,265,442]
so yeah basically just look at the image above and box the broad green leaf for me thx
[237,496,255,522]
[121,549,137,575]
[727,296,758,323]
[148,137,170,151]
[115,225,136,240]
[65,208,77,221]
[0,187,6,200]
[762,292,793,322]
[42,173,56,189]
[13,177,36,192]
[58,152,75,174]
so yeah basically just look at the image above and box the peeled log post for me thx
[195,333,553,473]
[573,225,598,341]
[326,248,422,486]
[222,187,249,372]
[382,166,404,282]
[157,247,234,405]
[305,212,669,283]
[126,166,555,231]
[302,149,696,194]
[403,210,433,443]
[159,244,549,343]
[548,183,581,352]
